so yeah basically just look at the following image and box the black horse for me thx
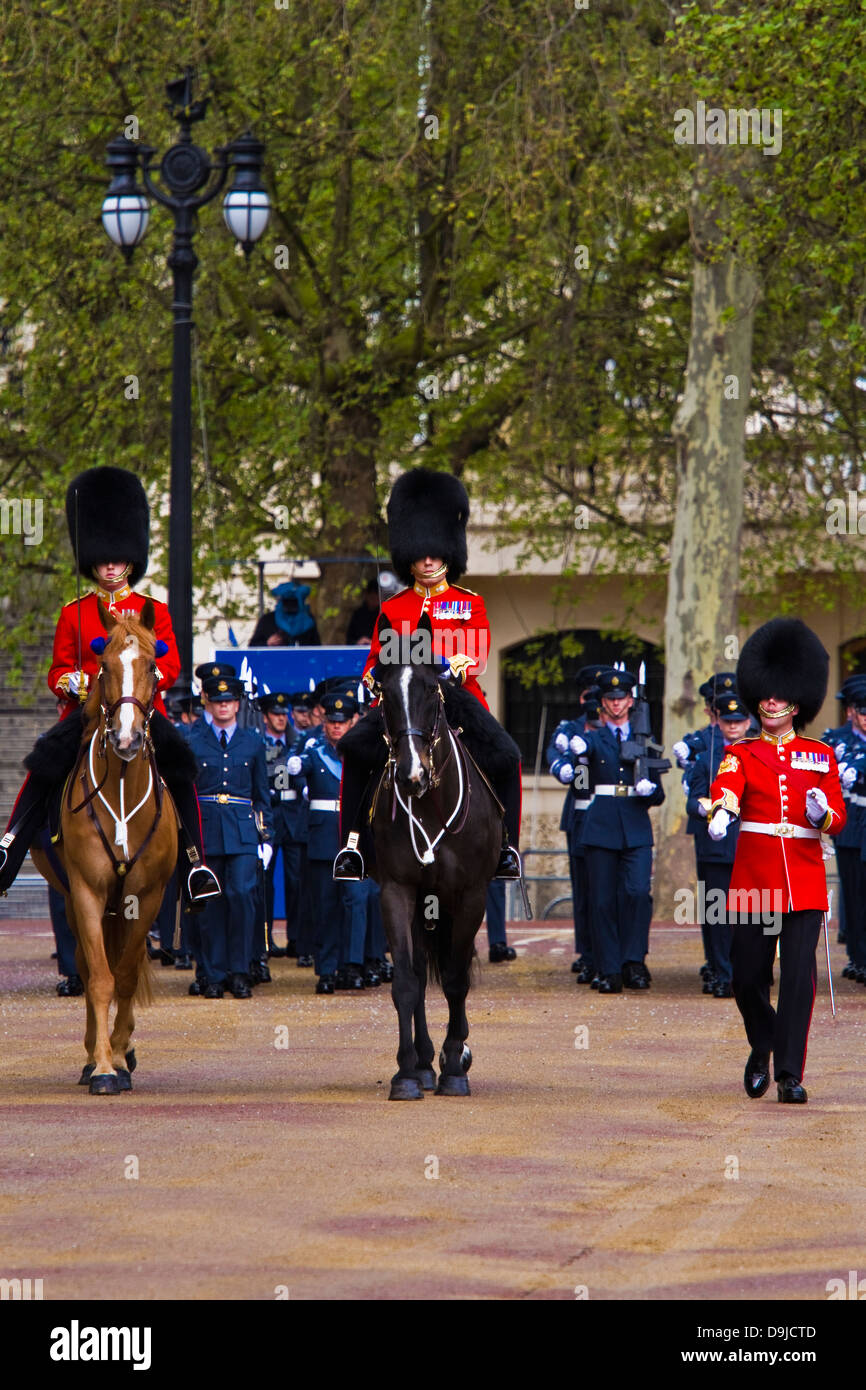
[356,623,507,1100]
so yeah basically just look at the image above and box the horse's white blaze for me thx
[117,637,138,746]
[401,666,423,782]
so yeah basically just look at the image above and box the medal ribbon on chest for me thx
[430,599,472,621]
[790,750,830,772]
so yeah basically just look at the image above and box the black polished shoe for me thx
[363,963,382,987]
[488,942,516,963]
[590,974,601,990]
[174,952,193,971]
[841,963,856,979]
[316,974,336,995]
[203,982,224,999]
[493,845,522,880]
[575,963,595,984]
[336,965,365,990]
[249,960,272,985]
[188,978,205,996]
[285,938,298,958]
[379,957,394,983]
[702,974,717,994]
[571,957,583,974]
[777,1076,808,1103]
[622,960,650,990]
[333,848,365,881]
[597,973,623,994]
[297,954,314,968]
[56,974,84,997]
[712,980,733,998]
[743,1050,771,1098]
[228,973,252,999]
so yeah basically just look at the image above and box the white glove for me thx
[840,764,857,789]
[557,762,574,784]
[569,734,587,755]
[554,732,569,752]
[835,742,847,761]
[805,787,828,826]
[696,800,709,818]
[634,778,655,796]
[708,808,732,840]
[286,755,302,775]
[66,670,89,696]
[258,843,274,871]
[672,740,690,767]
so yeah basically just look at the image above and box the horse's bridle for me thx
[96,663,159,757]
[381,682,452,789]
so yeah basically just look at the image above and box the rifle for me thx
[618,662,672,783]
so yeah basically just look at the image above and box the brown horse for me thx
[31,601,178,1095]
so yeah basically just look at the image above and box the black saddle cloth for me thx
[24,708,198,787]
[339,682,520,778]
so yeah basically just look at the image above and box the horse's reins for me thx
[67,665,165,892]
[381,686,471,864]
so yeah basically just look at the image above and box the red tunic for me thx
[362,580,490,707]
[709,732,846,912]
[49,586,181,720]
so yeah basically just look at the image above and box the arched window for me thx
[502,629,665,769]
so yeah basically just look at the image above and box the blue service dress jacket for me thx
[576,724,664,851]
[294,740,344,862]
[685,743,740,863]
[186,720,273,854]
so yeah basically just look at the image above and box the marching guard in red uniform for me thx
[333,467,522,882]
[708,618,845,1103]
[0,467,219,906]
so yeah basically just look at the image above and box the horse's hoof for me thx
[89,1072,120,1096]
[416,1068,436,1091]
[435,1074,471,1097]
[114,1067,132,1092]
[388,1077,424,1101]
[438,1045,472,1073]
[77,1063,95,1086]
[125,1049,137,1074]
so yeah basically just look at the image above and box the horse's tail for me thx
[103,913,153,1007]
[415,889,451,987]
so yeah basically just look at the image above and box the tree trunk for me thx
[654,146,759,918]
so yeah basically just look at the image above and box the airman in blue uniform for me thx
[555,666,665,993]
[286,691,376,993]
[187,675,273,999]
[823,676,866,984]
[547,665,605,981]
[685,692,751,997]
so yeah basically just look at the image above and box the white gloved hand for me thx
[708,808,732,841]
[258,843,274,871]
[805,787,828,826]
[66,670,89,696]
[557,762,575,785]
[569,734,587,755]
[835,742,847,761]
[554,732,569,752]
[696,800,709,818]
[634,778,655,796]
[672,740,690,767]
[286,755,302,775]
[840,764,857,789]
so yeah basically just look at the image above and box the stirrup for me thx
[494,844,523,881]
[187,865,221,902]
[333,834,365,881]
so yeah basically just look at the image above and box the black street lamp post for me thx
[101,70,269,696]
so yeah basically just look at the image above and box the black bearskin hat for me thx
[386,468,469,586]
[737,618,828,731]
[65,467,149,587]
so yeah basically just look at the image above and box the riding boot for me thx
[0,774,52,894]
[334,753,375,881]
[162,775,221,908]
[492,762,523,880]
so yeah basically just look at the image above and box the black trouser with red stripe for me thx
[730,909,822,1082]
